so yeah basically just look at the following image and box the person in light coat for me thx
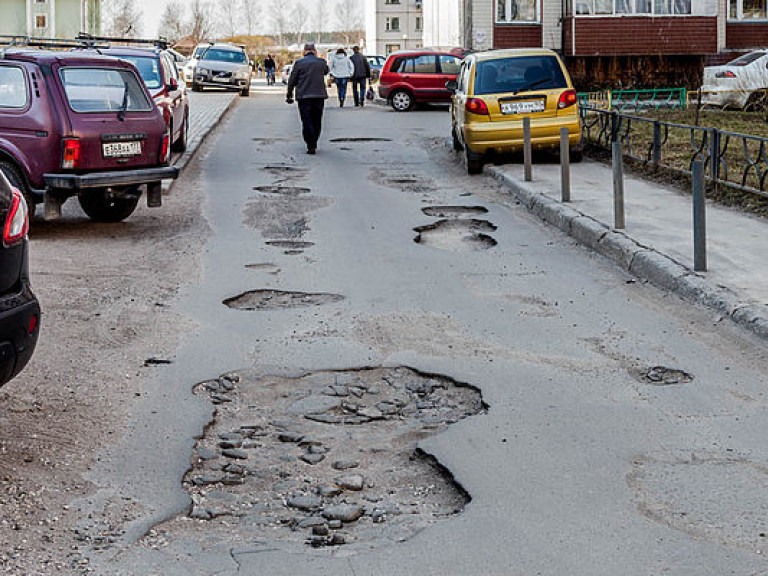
[328,48,355,107]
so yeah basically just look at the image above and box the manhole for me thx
[414,219,498,252]
[253,186,311,196]
[223,290,344,310]
[422,206,489,218]
[147,367,485,552]
[266,240,315,249]
[330,137,392,142]
[642,366,693,386]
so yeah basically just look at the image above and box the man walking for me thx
[286,43,329,155]
[263,53,276,85]
[350,46,371,107]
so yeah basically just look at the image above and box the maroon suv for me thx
[0,49,178,222]
[378,49,464,112]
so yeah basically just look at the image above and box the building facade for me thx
[0,0,100,39]
[365,0,425,56]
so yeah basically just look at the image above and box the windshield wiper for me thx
[117,81,129,121]
[514,77,552,95]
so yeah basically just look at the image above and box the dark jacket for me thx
[287,54,329,100]
[263,56,275,70]
[350,52,371,79]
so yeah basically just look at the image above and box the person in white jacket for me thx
[328,48,355,107]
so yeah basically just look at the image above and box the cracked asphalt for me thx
[4,83,768,575]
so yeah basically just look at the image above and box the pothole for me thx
[253,137,290,143]
[253,186,311,196]
[369,168,435,193]
[414,219,498,252]
[263,165,307,173]
[148,367,484,553]
[422,206,489,218]
[223,290,344,310]
[266,240,315,249]
[246,263,281,275]
[640,366,693,386]
[330,137,392,142]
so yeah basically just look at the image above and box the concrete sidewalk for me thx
[490,158,768,340]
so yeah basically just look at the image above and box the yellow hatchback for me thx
[448,48,582,174]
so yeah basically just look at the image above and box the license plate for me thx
[501,99,546,115]
[212,76,230,83]
[102,141,142,158]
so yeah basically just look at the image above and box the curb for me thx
[172,95,240,174]
[488,166,768,341]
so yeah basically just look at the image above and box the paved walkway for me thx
[490,158,768,340]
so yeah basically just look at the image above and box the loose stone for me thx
[328,519,343,529]
[222,449,248,460]
[322,504,365,523]
[277,432,304,443]
[312,524,329,536]
[286,495,323,511]
[219,440,242,450]
[358,407,384,420]
[308,445,328,455]
[300,453,325,465]
[331,386,349,396]
[330,533,346,545]
[317,485,342,497]
[305,414,343,424]
[287,395,342,415]
[298,516,326,528]
[197,448,219,461]
[336,475,365,491]
[332,460,359,471]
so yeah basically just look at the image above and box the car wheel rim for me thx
[393,92,411,110]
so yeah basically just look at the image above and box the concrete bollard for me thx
[612,139,625,229]
[692,160,707,272]
[560,127,570,202]
[523,117,532,182]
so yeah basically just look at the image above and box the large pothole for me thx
[414,219,498,252]
[146,367,484,553]
[253,186,311,196]
[224,290,344,310]
[369,168,435,193]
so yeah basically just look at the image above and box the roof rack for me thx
[76,33,169,50]
[0,35,109,51]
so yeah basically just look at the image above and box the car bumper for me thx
[0,283,40,387]
[43,166,180,191]
[195,77,249,90]
[698,88,748,108]
[464,116,582,155]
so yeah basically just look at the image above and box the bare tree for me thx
[158,1,186,42]
[102,0,143,37]
[189,0,215,43]
[336,0,362,45]
[290,1,310,46]
[243,0,261,36]
[269,0,292,46]
[312,0,327,43]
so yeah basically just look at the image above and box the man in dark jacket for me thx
[286,43,329,155]
[350,46,371,107]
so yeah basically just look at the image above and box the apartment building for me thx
[365,0,425,55]
[0,0,100,39]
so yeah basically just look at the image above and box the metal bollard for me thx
[523,117,532,182]
[560,127,570,202]
[612,139,625,229]
[692,160,707,272]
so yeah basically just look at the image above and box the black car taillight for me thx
[3,188,29,246]
[61,137,81,169]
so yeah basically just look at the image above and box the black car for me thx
[0,171,40,386]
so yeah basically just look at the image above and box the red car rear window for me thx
[59,67,152,113]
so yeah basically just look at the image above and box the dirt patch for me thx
[253,186,311,196]
[414,219,498,252]
[144,367,484,553]
[422,206,489,218]
[265,240,315,249]
[369,168,436,194]
[224,290,344,310]
[243,196,332,240]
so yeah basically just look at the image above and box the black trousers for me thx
[297,98,325,150]
[352,77,367,105]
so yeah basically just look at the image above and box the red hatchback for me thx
[378,49,464,111]
[0,49,178,222]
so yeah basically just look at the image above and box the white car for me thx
[700,50,768,109]
[182,42,212,84]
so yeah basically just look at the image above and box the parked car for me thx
[700,50,768,110]
[0,170,40,387]
[191,43,251,97]
[378,49,464,111]
[0,49,178,221]
[448,48,582,174]
[366,55,385,82]
[84,46,190,153]
[182,42,211,84]
[281,62,293,84]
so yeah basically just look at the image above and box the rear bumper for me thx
[464,115,582,155]
[699,87,748,108]
[43,166,179,191]
[0,284,40,387]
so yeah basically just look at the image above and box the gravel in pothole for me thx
[147,368,484,553]
[414,219,498,252]
[265,240,315,249]
[253,186,311,196]
[640,366,693,386]
[422,206,489,218]
[223,290,344,310]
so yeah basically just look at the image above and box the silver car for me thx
[192,43,252,97]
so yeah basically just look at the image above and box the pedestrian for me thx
[263,53,276,85]
[286,43,329,155]
[350,46,371,107]
[257,62,263,78]
[328,48,354,107]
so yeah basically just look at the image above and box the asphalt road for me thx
[48,87,768,574]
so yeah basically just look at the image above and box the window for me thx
[496,0,538,22]
[59,68,152,113]
[439,55,461,75]
[118,56,163,89]
[576,0,692,13]
[416,16,422,30]
[386,17,401,31]
[35,14,47,28]
[730,0,767,18]
[473,56,567,96]
[0,67,28,109]
[385,0,401,3]
[385,44,401,54]
[392,54,437,74]
[202,48,247,64]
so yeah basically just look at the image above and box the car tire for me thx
[569,147,584,163]
[0,160,35,218]
[171,114,189,153]
[78,187,140,222]
[241,84,250,97]
[465,147,483,175]
[192,82,202,92]
[744,90,768,112]
[452,125,463,151]
[390,89,414,112]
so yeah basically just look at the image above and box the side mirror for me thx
[445,80,458,93]
[167,78,179,91]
